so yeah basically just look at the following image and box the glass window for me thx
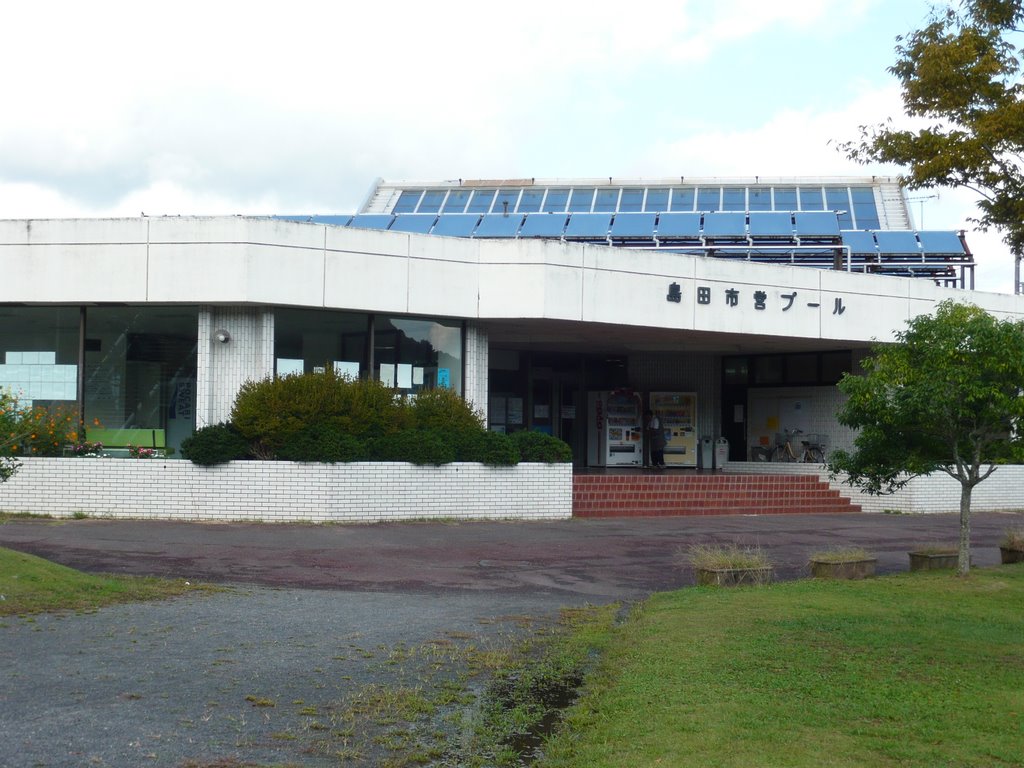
[540,186,573,210]
[466,189,496,213]
[0,306,80,410]
[821,351,852,384]
[748,187,771,211]
[568,188,595,212]
[722,187,746,211]
[753,355,783,385]
[696,187,721,211]
[392,190,423,214]
[594,189,620,212]
[441,190,470,213]
[825,188,852,228]
[619,188,644,212]
[786,354,818,384]
[417,190,447,213]
[374,317,463,395]
[542,188,570,212]
[773,187,797,210]
[518,189,544,213]
[494,189,520,214]
[84,306,198,455]
[644,188,669,212]
[850,187,879,229]
[799,187,823,210]
[274,308,368,380]
[853,206,879,230]
[670,188,695,211]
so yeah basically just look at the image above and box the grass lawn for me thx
[541,567,1024,768]
[0,546,209,615]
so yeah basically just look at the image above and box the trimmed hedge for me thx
[454,429,519,466]
[180,423,251,466]
[509,430,573,463]
[276,424,367,463]
[369,429,457,465]
[182,371,574,467]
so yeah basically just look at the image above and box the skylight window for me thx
[568,188,595,212]
[466,190,496,213]
[644,188,669,212]
[697,187,721,211]
[670,188,695,211]
[543,189,570,212]
[594,189,619,212]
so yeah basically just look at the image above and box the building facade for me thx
[1,176,1020,468]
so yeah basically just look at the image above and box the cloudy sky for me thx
[1,0,1016,292]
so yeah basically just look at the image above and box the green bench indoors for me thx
[84,428,167,457]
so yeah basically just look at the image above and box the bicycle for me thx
[773,428,804,462]
[799,433,828,464]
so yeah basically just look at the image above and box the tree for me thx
[828,301,1024,575]
[0,391,25,483]
[841,0,1024,293]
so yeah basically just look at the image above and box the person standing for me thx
[645,410,667,468]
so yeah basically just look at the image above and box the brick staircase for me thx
[572,473,860,517]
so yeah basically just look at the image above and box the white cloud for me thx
[0,0,1016,297]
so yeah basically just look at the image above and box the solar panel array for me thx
[386,183,882,229]
[277,211,973,287]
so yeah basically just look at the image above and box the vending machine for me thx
[650,392,697,467]
[586,390,643,466]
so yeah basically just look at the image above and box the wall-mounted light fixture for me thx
[214,329,231,344]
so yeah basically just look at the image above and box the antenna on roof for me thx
[907,193,939,228]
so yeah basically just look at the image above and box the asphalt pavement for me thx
[2,511,1022,767]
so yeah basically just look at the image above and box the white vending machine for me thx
[650,392,698,467]
[587,390,643,466]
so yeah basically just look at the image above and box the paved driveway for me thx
[2,511,1021,768]
[1,512,1020,599]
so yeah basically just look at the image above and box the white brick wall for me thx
[0,458,571,522]
[197,306,275,427]
[728,461,1024,514]
[464,322,489,421]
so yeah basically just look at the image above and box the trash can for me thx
[714,437,729,470]
[699,435,714,470]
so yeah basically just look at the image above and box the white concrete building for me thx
[1,176,1021,470]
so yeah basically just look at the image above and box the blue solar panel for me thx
[655,212,702,239]
[519,213,569,238]
[840,230,878,254]
[747,212,794,238]
[474,214,524,238]
[609,213,657,239]
[430,214,481,237]
[389,215,437,233]
[701,212,747,238]
[874,231,921,255]
[916,231,965,255]
[564,213,612,239]
[347,214,395,231]
[794,211,841,237]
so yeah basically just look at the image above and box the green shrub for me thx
[231,370,410,454]
[369,429,457,465]
[180,423,251,466]
[410,387,483,432]
[509,430,572,463]
[276,424,367,463]
[455,429,519,466]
